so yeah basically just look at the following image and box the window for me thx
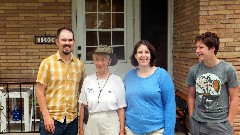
[84,0,126,61]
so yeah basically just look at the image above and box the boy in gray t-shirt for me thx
[186,32,239,135]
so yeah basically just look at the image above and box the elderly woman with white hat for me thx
[78,45,127,135]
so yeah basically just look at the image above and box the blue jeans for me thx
[40,116,78,135]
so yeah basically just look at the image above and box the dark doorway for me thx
[141,0,168,70]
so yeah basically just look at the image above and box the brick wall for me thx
[0,0,71,82]
[173,0,240,134]
[173,0,199,95]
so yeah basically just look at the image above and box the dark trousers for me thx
[40,116,78,135]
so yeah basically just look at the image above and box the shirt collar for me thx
[56,50,75,62]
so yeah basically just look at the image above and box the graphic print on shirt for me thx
[87,88,94,93]
[196,73,221,111]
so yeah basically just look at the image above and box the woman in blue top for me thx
[124,40,176,135]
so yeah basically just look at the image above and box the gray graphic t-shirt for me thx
[186,60,239,123]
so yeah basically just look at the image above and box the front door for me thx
[72,0,140,78]
[141,0,168,70]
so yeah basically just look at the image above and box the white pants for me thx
[125,126,164,135]
[84,111,120,135]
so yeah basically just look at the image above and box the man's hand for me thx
[43,115,55,133]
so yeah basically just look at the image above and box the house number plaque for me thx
[35,36,55,44]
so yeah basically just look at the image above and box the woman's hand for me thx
[78,130,84,135]
[119,131,125,135]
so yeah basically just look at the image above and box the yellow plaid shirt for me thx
[36,51,85,123]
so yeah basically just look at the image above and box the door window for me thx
[84,0,126,61]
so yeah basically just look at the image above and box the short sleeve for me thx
[227,66,239,88]
[186,65,196,87]
[116,77,127,108]
[36,59,49,86]
[79,79,88,105]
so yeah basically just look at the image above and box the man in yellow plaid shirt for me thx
[36,28,85,135]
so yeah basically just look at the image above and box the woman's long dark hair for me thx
[130,40,156,67]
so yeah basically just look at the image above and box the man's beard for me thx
[63,44,72,55]
[63,51,71,55]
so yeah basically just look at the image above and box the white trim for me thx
[71,0,77,56]
[168,0,173,76]
[133,0,141,44]
[72,0,86,59]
